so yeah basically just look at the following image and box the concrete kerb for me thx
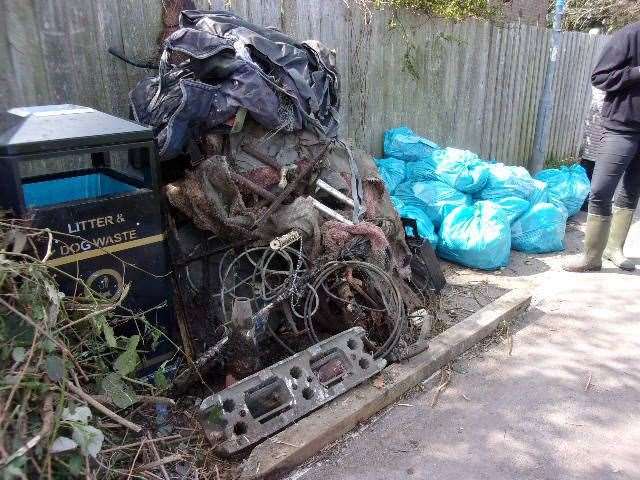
[240,289,532,480]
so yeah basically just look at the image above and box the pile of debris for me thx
[0,218,236,479]
[129,10,443,454]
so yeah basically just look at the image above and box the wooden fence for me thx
[1,0,607,173]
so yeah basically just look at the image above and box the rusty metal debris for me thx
[199,327,385,456]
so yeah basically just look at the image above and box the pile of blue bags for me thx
[377,127,591,270]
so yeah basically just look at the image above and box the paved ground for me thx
[290,212,640,480]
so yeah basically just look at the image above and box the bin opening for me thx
[23,171,141,208]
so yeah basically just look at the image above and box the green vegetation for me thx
[373,0,500,21]
[558,0,640,32]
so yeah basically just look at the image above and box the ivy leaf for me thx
[46,355,65,382]
[114,335,140,376]
[101,373,136,409]
[103,324,117,349]
[71,424,104,458]
[62,405,92,424]
[11,347,26,364]
[50,436,78,453]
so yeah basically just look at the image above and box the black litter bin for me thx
[0,104,176,365]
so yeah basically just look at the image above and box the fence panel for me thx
[0,0,605,174]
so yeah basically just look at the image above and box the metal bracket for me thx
[199,327,386,456]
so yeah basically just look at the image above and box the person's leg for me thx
[564,129,640,272]
[603,148,640,270]
[589,131,640,215]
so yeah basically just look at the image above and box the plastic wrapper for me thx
[437,201,511,270]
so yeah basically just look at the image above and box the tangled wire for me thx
[217,245,407,360]
[302,260,407,359]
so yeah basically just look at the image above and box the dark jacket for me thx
[592,22,640,132]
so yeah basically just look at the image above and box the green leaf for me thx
[71,424,104,458]
[11,347,26,364]
[154,368,169,390]
[46,355,65,382]
[114,335,140,376]
[42,338,57,353]
[1,455,27,480]
[92,313,107,335]
[103,324,117,349]
[101,373,136,409]
[67,454,84,476]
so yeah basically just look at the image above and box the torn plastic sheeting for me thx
[130,10,340,161]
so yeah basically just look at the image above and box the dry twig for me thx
[66,381,143,433]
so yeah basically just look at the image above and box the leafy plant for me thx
[557,0,640,32]
[373,0,500,22]
[0,218,170,478]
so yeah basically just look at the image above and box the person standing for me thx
[564,22,640,272]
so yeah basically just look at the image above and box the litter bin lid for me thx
[0,104,153,156]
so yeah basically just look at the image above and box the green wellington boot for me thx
[603,206,636,271]
[563,213,611,272]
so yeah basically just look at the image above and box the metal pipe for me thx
[229,171,276,201]
[310,197,354,225]
[241,144,282,170]
[530,0,566,173]
[315,179,355,207]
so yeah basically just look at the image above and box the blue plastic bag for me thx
[437,201,511,270]
[431,148,490,193]
[384,126,439,162]
[411,181,471,228]
[405,158,438,182]
[528,179,549,206]
[475,163,537,201]
[511,202,568,253]
[485,196,530,224]
[390,196,439,246]
[534,164,590,217]
[375,157,406,194]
